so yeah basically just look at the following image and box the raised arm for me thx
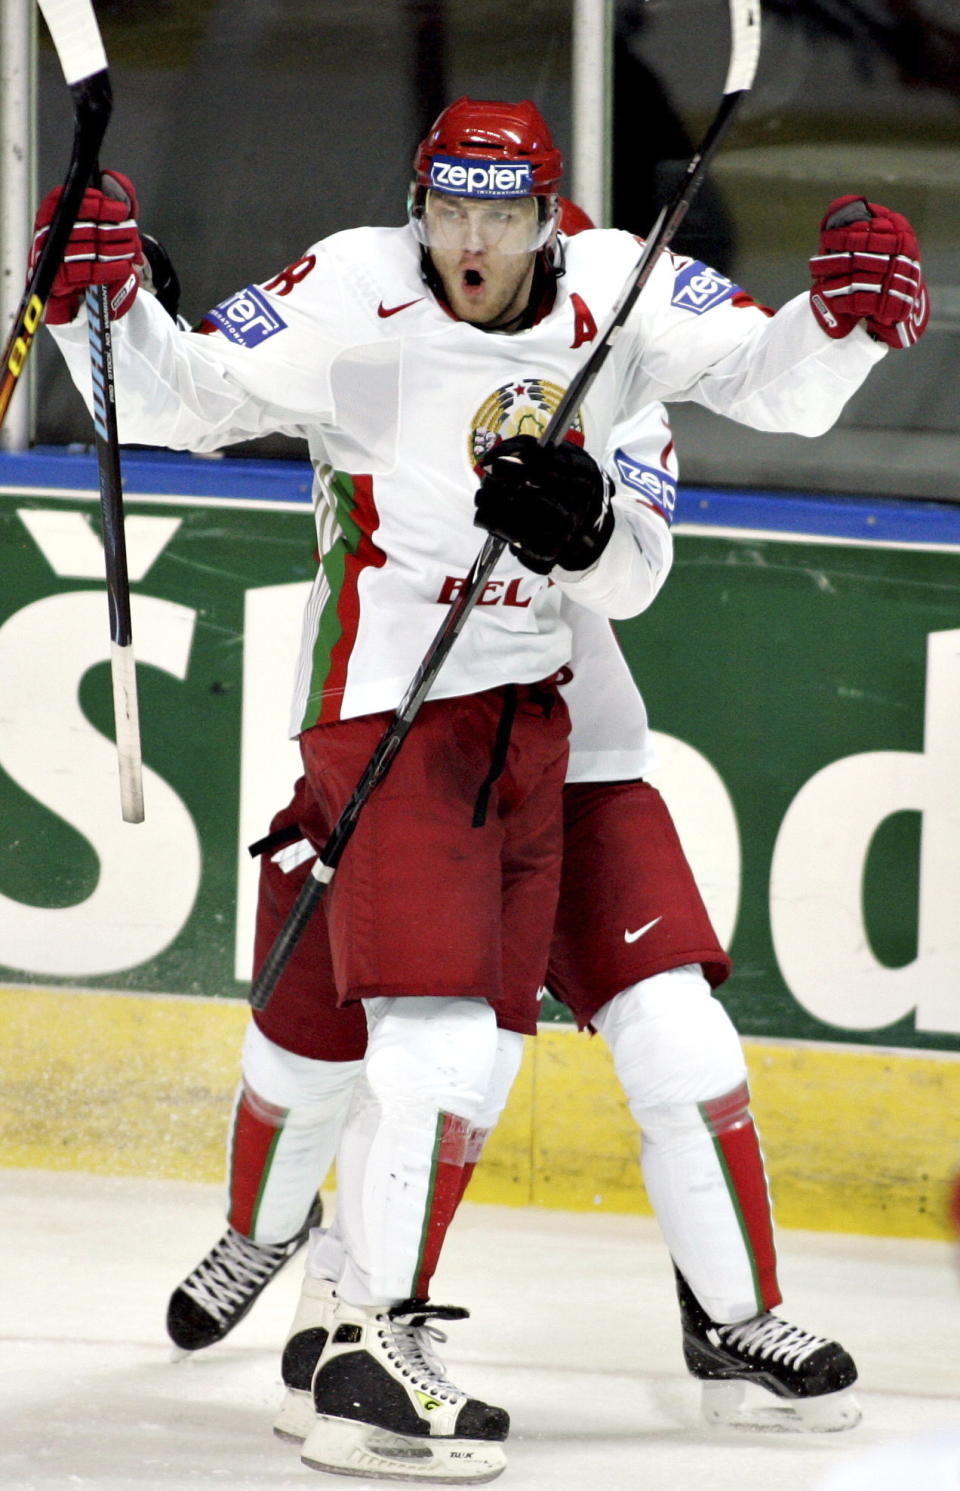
[37,171,336,452]
[620,195,929,434]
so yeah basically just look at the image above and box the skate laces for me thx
[179,1227,292,1325]
[379,1301,470,1403]
[718,1312,829,1369]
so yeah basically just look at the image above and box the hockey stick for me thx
[250,0,761,1011]
[85,218,144,823]
[0,2,108,427]
[6,2,145,821]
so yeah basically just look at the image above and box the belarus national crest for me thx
[469,378,584,471]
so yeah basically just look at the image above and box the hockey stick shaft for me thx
[250,0,761,1011]
[82,135,144,822]
[20,1,144,821]
[86,259,144,823]
[542,0,761,447]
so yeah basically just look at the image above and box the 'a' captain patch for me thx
[670,260,739,315]
[205,285,287,347]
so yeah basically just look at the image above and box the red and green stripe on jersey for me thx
[298,470,386,728]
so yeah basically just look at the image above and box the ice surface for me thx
[1,1168,957,1490]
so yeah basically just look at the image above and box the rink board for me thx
[1,983,959,1241]
[1,449,959,1239]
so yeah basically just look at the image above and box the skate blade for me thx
[301,1414,506,1483]
[701,1379,862,1433]
[273,1387,314,1444]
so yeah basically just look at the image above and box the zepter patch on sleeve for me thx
[670,258,741,316]
[204,285,288,347]
[612,451,677,524]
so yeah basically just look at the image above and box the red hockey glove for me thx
[475,434,613,575]
[30,169,144,324]
[809,195,930,349]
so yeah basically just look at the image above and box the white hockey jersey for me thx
[50,224,885,731]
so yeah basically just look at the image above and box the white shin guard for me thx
[228,1022,362,1245]
[593,966,778,1323]
[335,996,501,1306]
[306,1023,523,1290]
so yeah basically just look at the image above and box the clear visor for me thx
[413,190,557,254]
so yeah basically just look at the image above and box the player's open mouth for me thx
[462,267,485,297]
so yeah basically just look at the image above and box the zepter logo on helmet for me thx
[410,97,563,256]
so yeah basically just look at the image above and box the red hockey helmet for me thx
[413,97,563,198]
[558,197,595,235]
[410,98,562,253]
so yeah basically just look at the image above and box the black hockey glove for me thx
[474,435,614,576]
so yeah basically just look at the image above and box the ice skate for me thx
[676,1268,861,1432]
[300,1297,508,1483]
[166,1196,323,1352]
[273,1274,338,1443]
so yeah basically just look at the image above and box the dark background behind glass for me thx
[34,0,960,501]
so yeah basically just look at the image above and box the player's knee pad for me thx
[592,964,746,1121]
[241,1019,362,1112]
[363,995,499,1122]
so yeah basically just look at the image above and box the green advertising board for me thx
[1,451,958,1053]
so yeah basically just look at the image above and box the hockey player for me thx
[36,96,928,1482]
[165,400,860,1457]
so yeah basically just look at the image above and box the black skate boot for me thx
[675,1266,860,1431]
[166,1196,323,1352]
[273,1274,338,1442]
[301,1297,508,1482]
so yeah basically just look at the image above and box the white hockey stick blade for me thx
[110,641,145,824]
[36,0,107,85]
[723,0,762,95]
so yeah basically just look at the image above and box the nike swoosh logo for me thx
[624,916,663,944]
[377,297,423,318]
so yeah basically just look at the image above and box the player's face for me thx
[424,193,541,328]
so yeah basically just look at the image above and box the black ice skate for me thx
[300,1297,508,1483]
[675,1267,861,1431]
[166,1196,323,1352]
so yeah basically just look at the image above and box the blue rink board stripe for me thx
[2,446,960,546]
[678,485,960,546]
[0,446,313,504]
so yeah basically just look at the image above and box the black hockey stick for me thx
[250,0,761,1012]
[7,2,145,822]
[85,198,145,824]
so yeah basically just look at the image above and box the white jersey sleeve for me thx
[47,251,342,452]
[634,283,886,435]
[564,229,886,439]
[561,400,677,781]
[553,396,676,619]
